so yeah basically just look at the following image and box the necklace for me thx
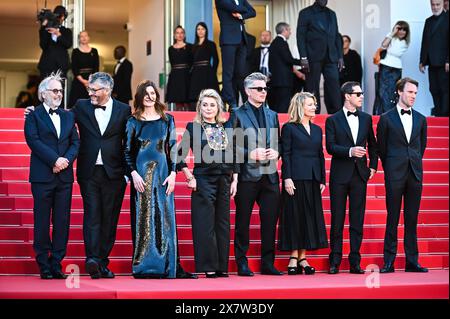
[201,121,228,151]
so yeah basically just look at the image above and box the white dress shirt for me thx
[397,104,413,143]
[95,98,114,165]
[380,36,408,69]
[343,106,359,157]
[114,57,126,75]
[44,103,61,138]
[260,45,270,73]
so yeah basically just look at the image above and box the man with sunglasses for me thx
[231,72,283,276]
[325,82,378,274]
[24,72,80,279]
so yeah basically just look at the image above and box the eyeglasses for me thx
[249,87,268,92]
[87,87,106,94]
[348,92,364,97]
[46,89,64,95]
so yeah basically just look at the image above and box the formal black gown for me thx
[189,40,220,102]
[69,48,99,108]
[339,49,363,86]
[278,122,328,251]
[124,114,178,278]
[166,44,193,103]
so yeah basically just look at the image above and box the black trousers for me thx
[31,179,73,272]
[329,169,367,267]
[429,66,449,116]
[221,42,247,107]
[191,174,231,272]
[383,167,423,265]
[268,86,292,113]
[78,166,126,268]
[234,176,280,268]
[306,59,341,114]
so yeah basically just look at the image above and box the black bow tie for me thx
[401,109,412,116]
[347,110,359,117]
[95,105,106,111]
[49,108,60,115]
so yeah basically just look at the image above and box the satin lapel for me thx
[410,110,420,142]
[337,110,355,145]
[86,103,102,136]
[103,101,119,137]
[58,110,67,140]
[355,113,366,145]
[37,106,58,138]
[391,109,408,144]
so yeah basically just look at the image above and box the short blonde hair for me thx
[287,92,317,124]
[194,89,226,124]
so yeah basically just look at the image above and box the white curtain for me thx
[272,0,314,58]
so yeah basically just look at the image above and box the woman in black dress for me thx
[279,92,328,275]
[69,31,99,108]
[177,89,237,278]
[189,22,220,104]
[340,35,363,86]
[166,26,193,111]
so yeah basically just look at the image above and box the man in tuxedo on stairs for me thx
[377,78,429,273]
[325,81,378,274]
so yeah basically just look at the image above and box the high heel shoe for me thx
[298,258,315,275]
[287,257,298,275]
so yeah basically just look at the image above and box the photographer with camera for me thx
[37,5,72,79]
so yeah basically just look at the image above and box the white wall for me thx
[129,0,166,103]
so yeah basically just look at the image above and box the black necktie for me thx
[347,110,359,117]
[401,109,411,116]
[49,108,59,115]
[95,105,106,111]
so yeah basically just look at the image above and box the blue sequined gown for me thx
[125,114,177,278]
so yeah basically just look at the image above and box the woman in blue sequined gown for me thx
[125,80,178,278]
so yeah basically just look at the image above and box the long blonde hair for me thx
[194,89,226,124]
[287,92,317,124]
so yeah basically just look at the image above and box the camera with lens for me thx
[36,5,67,29]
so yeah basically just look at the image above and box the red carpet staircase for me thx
[0,108,448,275]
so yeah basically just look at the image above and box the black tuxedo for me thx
[297,3,343,114]
[113,58,133,104]
[325,109,378,267]
[234,32,256,104]
[268,36,301,113]
[420,11,449,116]
[38,26,73,77]
[252,46,270,75]
[24,105,80,273]
[377,108,427,265]
[230,102,281,269]
[215,0,256,107]
[72,98,131,269]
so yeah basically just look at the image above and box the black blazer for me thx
[113,58,133,102]
[296,3,342,63]
[215,0,256,46]
[420,11,449,67]
[38,26,73,76]
[281,122,325,184]
[72,98,131,181]
[269,36,301,88]
[325,109,378,184]
[24,105,79,183]
[230,102,280,184]
[377,108,427,182]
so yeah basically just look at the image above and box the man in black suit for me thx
[112,45,133,105]
[37,6,72,79]
[231,72,283,276]
[252,30,272,76]
[297,0,343,114]
[215,0,256,110]
[419,0,449,117]
[325,82,378,274]
[234,31,256,104]
[24,72,80,279]
[377,78,429,273]
[268,22,302,113]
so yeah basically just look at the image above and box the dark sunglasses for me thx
[397,27,408,31]
[46,89,64,95]
[249,87,268,92]
[349,92,364,97]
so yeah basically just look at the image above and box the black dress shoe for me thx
[216,271,229,278]
[380,263,395,273]
[40,270,53,280]
[405,263,429,273]
[298,258,315,275]
[85,260,101,279]
[328,265,339,274]
[349,265,365,274]
[100,266,115,278]
[260,265,283,276]
[205,272,218,278]
[237,264,254,277]
[176,268,198,279]
[287,257,299,275]
[51,270,68,279]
